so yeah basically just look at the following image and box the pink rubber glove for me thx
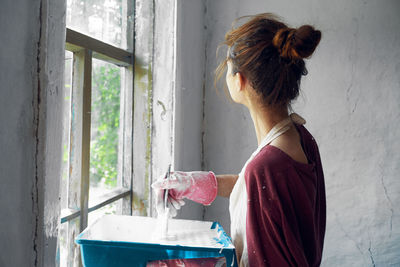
[146,257,226,267]
[152,171,218,217]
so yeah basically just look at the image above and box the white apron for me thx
[229,113,306,267]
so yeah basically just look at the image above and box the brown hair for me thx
[215,13,321,106]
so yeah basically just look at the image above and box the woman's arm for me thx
[216,174,238,198]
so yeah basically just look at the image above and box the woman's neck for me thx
[247,101,289,145]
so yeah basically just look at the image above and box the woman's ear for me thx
[236,72,246,92]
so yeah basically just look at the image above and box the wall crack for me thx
[32,0,43,266]
[379,164,394,237]
[368,240,376,267]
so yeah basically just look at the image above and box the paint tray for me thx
[75,214,237,267]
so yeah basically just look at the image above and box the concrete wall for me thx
[200,0,400,266]
[0,0,65,266]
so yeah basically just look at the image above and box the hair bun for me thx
[273,25,321,60]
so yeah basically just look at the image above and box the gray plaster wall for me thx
[200,0,400,266]
[0,0,65,266]
[0,1,39,265]
[173,0,207,220]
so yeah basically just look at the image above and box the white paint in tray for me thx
[79,215,234,249]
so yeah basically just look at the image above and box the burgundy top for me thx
[245,124,326,266]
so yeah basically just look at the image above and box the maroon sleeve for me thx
[245,126,325,267]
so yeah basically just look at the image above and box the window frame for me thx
[59,0,162,265]
[60,28,134,266]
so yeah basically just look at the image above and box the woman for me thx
[151,13,326,267]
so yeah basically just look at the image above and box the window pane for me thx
[88,199,121,226]
[61,51,73,212]
[66,0,133,51]
[90,58,122,204]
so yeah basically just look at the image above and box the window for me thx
[60,1,135,266]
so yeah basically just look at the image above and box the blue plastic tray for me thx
[75,215,237,267]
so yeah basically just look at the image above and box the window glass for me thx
[89,58,122,204]
[88,199,121,226]
[66,0,133,50]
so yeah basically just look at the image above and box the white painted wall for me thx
[198,0,400,266]
[0,0,65,266]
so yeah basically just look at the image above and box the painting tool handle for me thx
[161,164,171,238]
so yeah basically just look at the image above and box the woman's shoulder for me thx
[245,145,293,179]
[245,142,316,185]
[244,146,297,197]
[253,139,315,166]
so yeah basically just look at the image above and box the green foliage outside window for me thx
[90,63,121,187]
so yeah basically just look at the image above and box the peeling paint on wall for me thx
[132,0,155,217]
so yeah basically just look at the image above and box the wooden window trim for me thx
[66,28,133,66]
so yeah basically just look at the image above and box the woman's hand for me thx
[151,171,218,217]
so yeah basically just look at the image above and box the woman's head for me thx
[216,13,321,107]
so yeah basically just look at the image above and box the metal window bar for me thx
[61,188,131,224]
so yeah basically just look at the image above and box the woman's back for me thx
[245,123,326,266]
